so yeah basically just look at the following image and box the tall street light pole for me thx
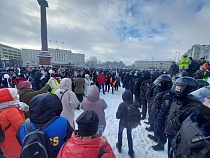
[37,0,51,66]
[175,52,180,63]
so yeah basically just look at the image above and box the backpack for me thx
[124,103,141,129]
[20,117,58,158]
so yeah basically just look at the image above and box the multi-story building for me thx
[135,60,173,70]
[0,44,22,67]
[21,48,85,67]
[187,44,210,61]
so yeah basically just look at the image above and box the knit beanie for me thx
[17,81,31,89]
[0,88,18,103]
[76,110,99,136]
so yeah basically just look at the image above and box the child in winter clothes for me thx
[57,110,116,158]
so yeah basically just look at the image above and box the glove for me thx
[46,77,53,85]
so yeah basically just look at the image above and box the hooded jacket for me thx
[116,90,136,123]
[81,85,107,130]
[55,78,79,129]
[0,88,25,158]
[57,133,116,158]
[16,93,73,156]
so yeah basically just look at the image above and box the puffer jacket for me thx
[0,107,25,158]
[81,85,107,130]
[55,78,80,129]
[57,133,116,158]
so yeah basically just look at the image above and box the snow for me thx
[75,86,168,158]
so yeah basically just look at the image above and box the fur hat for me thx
[17,81,31,89]
[76,110,99,136]
[0,88,18,103]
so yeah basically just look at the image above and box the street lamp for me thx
[175,52,180,63]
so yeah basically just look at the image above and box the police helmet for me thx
[154,74,172,90]
[196,79,209,89]
[171,77,198,98]
[151,71,161,81]
[172,76,180,84]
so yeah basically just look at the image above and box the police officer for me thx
[133,71,144,108]
[145,71,160,125]
[171,86,210,158]
[147,75,173,151]
[140,70,151,120]
[165,77,199,156]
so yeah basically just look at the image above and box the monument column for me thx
[37,0,51,66]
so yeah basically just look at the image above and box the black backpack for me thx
[124,103,141,129]
[20,117,58,158]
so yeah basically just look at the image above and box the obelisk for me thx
[37,0,51,66]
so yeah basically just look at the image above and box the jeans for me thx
[117,120,134,156]
[99,84,105,94]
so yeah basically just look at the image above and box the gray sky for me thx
[0,0,210,65]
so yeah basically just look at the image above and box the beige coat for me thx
[55,78,79,129]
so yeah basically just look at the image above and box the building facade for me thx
[0,44,22,68]
[21,48,85,67]
[187,44,210,61]
[135,60,173,70]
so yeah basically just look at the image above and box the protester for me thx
[81,85,108,135]
[17,79,52,118]
[57,110,116,158]
[0,88,28,158]
[116,90,139,158]
[16,93,74,156]
[55,78,79,129]
[74,74,85,110]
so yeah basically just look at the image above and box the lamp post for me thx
[175,52,180,63]
[160,62,163,70]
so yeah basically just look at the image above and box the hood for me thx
[87,85,100,102]
[34,71,43,80]
[60,78,72,90]
[122,90,133,102]
[29,93,62,127]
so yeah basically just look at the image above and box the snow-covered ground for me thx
[75,86,168,158]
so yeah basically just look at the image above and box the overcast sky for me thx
[0,0,210,65]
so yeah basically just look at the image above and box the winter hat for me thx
[0,88,18,103]
[17,81,31,89]
[34,71,43,80]
[85,74,89,78]
[52,73,59,78]
[76,110,99,136]
[122,90,133,102]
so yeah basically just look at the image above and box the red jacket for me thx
[0,107,25,158]
[97,74,106,85]
[57,133,116,158]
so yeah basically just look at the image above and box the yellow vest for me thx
[179,57,190,69]
[50,79,59,94]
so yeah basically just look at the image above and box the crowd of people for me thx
[1,53,210,158]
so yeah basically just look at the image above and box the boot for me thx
[152,143,164,151]
[145,126,154,132]
[116,143,122,153]
[148,134,158,143]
